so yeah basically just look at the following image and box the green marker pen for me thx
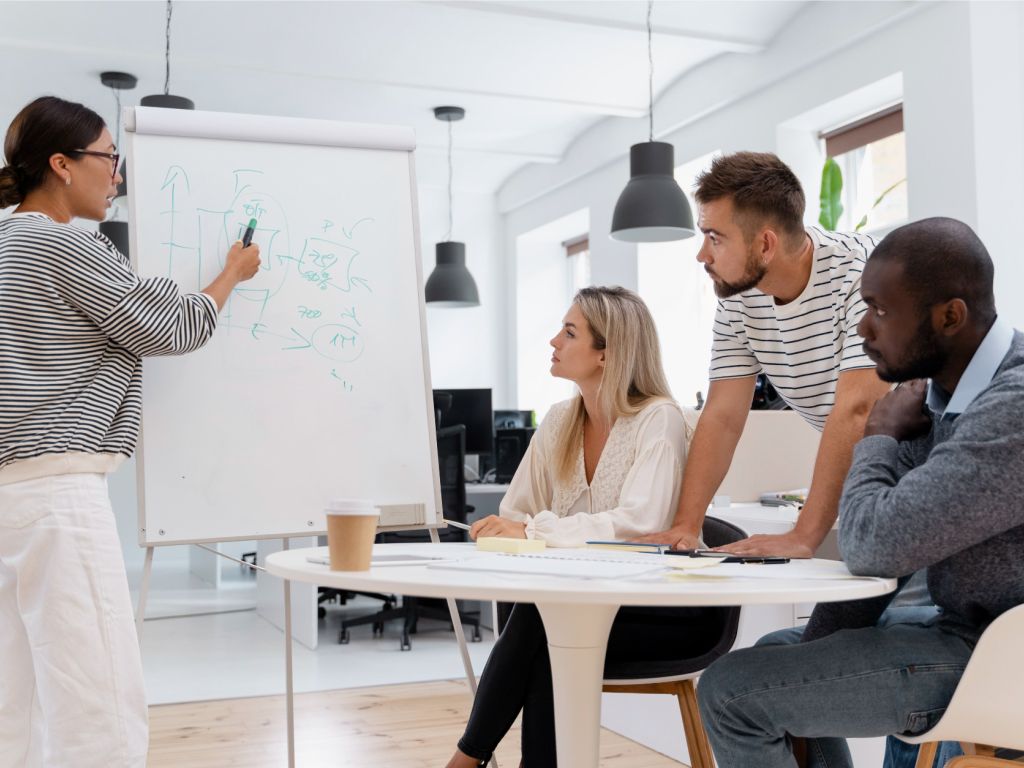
[241,218,257,247]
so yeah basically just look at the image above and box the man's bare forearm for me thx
[671,413,746,535]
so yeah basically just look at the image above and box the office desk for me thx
[267,542,894,768]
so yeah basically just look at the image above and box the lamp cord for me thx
[444,118,453,242]
[164,0,172,95]
[647,0,654,142]
[110,86,122,151]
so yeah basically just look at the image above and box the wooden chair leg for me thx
[915,742,940,768]
[947,757,1021,768]
[961,744,997,757]
[676,679,715,768]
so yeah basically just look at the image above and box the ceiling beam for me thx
[418,144,561,164]
[0,36,648,118]
[430,1,767,54]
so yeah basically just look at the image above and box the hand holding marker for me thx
[222,218,261,284]
[242,217,257,247]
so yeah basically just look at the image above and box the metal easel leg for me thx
[283,537,296,768]
[135,546,154,641]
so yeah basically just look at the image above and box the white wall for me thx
[968,1,1024,318]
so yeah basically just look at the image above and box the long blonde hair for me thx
[554,286,673,483]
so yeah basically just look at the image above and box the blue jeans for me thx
[697,618,972,768]
[757,606,964,768]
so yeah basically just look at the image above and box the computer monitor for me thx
[493,409,534,431]
[495,427,536,483]
[433,388,493,455]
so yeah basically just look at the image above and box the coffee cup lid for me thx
[326,498,379,515]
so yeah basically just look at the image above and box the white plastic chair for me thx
[896,603,1024,768]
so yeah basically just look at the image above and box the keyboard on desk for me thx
[427,550,669,580]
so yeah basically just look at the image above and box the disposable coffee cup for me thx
[325,498,380,571]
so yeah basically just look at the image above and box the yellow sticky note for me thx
[476,537,547,554]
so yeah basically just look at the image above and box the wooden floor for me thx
[148,679,685,767]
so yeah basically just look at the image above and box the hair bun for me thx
[0,164,25,207]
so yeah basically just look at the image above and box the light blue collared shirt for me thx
[926,317,1015,418]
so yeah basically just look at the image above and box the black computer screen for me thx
[433,388,493,455]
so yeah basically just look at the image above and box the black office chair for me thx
[601,516,747,768]
[338,424,482,650]
[317,586,397,622]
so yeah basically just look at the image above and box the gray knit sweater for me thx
[836,332,1024,643]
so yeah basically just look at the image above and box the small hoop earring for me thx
[65,176,71,186]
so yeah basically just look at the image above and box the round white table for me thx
[267,542,896,768]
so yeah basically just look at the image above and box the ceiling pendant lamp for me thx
[610,0,695,243]
[112,0,192,221]
[140,0,194,110]
[425,106,480,308]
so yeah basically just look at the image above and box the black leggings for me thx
[458,602,723,766]
[457,603,555,765]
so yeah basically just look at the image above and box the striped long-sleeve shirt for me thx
[0,212,217,484]
[708,226,877,430]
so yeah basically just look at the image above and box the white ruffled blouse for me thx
[498,397,697,548]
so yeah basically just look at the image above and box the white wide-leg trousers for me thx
[0,473,147,768]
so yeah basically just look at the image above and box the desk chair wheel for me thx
[373,621,384,636]
[339,628,350,644]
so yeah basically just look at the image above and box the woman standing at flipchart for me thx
[0,96,260,768]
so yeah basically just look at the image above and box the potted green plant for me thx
[818,156,905,232]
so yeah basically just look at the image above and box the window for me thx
[821,105,908,233]
[637,151,719,409]
[564,236,591,298]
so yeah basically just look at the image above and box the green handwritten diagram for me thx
[158,165,377,391]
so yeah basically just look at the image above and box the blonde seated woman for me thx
[447,286,702,768]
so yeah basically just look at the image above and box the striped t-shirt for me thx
[0,212,217,483]
[709,226,877,430]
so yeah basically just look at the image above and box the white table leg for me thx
[535,602,619,768]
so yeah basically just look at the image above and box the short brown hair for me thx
[694,152,806,243]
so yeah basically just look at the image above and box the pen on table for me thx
[443,518,471,531]
[666,549,731,558]
[241,217,257,247]
[667,549,790,564]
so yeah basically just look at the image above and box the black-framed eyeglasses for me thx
[68,149,121,180]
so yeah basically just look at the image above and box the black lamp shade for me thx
[99,220,129,256]
[610,141,696,242]
[140,93,195,110]
[425,241,480,307]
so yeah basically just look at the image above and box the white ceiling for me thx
[0,0,805,194]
